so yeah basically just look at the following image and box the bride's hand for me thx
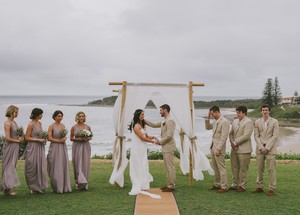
[151,137,158,144]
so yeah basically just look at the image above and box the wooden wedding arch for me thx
[108,81,211,187]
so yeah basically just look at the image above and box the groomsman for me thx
[229,106,253,192]
[252,104,279,196]
[205,106,230,193]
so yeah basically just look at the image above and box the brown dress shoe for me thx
[229,186,238,191]
[162,187,175,192]
[236,187,245,192]
[266,190,275,196]
[208,185,220,190]
[217,188,229,193]
[252,188,264,193]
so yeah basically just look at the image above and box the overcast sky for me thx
[1,0,299,98]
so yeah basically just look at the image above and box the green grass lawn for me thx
[1,160,299,215]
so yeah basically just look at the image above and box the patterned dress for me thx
[47,123,72,193]
[25,121,48,193]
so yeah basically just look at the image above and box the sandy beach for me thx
[278,127,300,154]
[224,112,300,154]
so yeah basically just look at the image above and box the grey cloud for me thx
[0,0,299,97]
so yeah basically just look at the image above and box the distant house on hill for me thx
[278,96,300,105]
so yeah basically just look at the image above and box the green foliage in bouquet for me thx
[60,128,68,138]
[0,135,5,144]
[18,140,28,160]
[76,129,93,138]
[17,126,24,137]
[40,130,48,139]
[0,135,5,159]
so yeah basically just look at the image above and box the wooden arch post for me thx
[109,81,127,171]
[188,81,205,186]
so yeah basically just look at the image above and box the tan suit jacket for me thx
[229,117,253,153]
[254,117,279,155]
[145,116,176,153]
[205,116,230,154]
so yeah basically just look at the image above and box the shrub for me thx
[91,151,300,160]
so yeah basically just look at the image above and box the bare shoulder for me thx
[4,121,11,126]
[134,123,142,130]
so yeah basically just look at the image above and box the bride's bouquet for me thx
[76,129,93,141]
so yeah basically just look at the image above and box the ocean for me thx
[0,95,237,158]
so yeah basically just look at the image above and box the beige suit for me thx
[205,116,230,189]
[145,116,176,188]
[229,116,253,189]
[254,117,279,191]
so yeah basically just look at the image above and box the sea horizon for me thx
[0,95,299,158]
[0,95,238,158]
[0,95,260,105]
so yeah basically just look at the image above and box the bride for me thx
[128,109,159,197]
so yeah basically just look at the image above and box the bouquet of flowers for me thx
[40,130,48,139]
[60,128,68,138]
[17,126,24,137]
[76,129,93,140]
[0,135,5,144]
[0,135,4,157]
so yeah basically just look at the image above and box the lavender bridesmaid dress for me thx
[47,123,72,193]
[0,121,20,191]
[72,124,91,189]
[25,121,48,193]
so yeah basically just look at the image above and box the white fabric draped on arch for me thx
[109,83,214,187]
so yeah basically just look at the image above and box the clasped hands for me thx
[214,149,221,157]
[152,137,161,145]
[230,142,238,151]
[260,147,269,155]
[17,136,25,143]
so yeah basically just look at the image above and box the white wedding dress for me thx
[129,128,161,199]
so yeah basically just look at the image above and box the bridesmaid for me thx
[25,108,48,193]
[70,111,92,190]
[1,105,24,196]
[47,110,72,193]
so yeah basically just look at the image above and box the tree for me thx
[293,90,299,104]
[262,78,274,107]
[273,76,282,106]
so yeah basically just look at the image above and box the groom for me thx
[146,104,176,192]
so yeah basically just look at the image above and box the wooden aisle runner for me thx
[134,188,180,215]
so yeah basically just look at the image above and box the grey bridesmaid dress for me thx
[72,124,91,189]
[47,123,72,193]
[25,121,48,193]
[0,121,20,191]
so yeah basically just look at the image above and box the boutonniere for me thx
[162,121,166,126]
